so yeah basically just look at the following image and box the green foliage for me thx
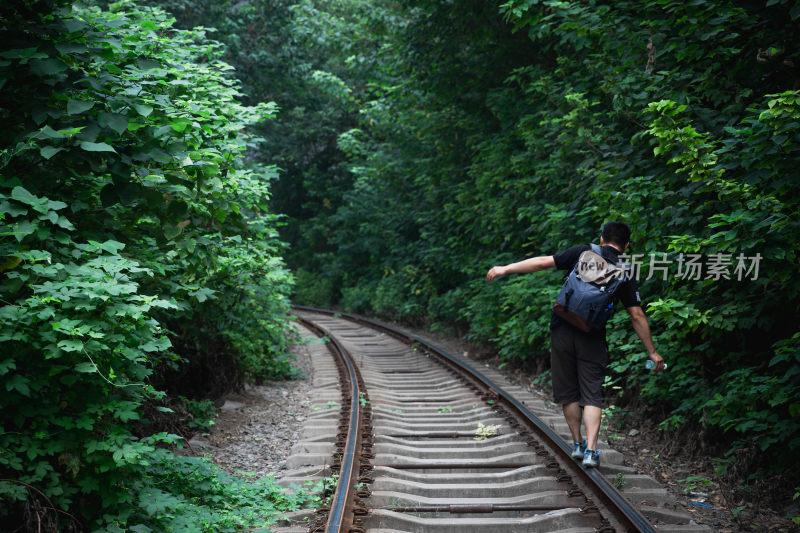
[178,396,216,432]
[93,441,319,532]
[0,0,295,529]
[679,475,714,493]
[146,0,373,287]
[293,267,335,308]
[790,488,800,525]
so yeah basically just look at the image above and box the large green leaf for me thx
[10,186,38,205]
[67,99,95,115]
[29,57,68,76]
[117,182,140,205]
[133,103,154,117]
[74,362,96,373]
[98,112,129,135]
[40,146,65,159]
[37,125,65,139]
[162,222,182,240]
[80,141,116,152]
[58,339,84,352]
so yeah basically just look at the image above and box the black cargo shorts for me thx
[549,324,608,408]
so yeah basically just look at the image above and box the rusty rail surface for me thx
[294,314,369,533]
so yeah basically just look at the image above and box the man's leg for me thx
[583,405,602,451]
[551,327,582,444]
[573,332,608,454]
[562,401,583,443]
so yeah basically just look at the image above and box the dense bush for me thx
[0,0,298,529]
[143,0,368,284]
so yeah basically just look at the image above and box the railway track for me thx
[279,307,710,533]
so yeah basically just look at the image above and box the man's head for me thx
[600,221,631,250]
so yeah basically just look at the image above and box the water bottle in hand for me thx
[645,359,667,370]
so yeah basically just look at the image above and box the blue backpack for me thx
[552,244,630,332]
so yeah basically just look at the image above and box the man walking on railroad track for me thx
[486,221,665,468]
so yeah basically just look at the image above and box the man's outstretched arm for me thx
[486,255,556,282]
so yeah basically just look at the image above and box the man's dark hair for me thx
[601,221,631,248]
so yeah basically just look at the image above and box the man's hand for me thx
[486,266,507,282]
[648,352,666,372]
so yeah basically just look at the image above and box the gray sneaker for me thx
[582,448,600,468]
[571,439,586,459]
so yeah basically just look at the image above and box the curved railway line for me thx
[278,307,710,533]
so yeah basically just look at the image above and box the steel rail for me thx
[293,305,657,533]
[294,315,364,533]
